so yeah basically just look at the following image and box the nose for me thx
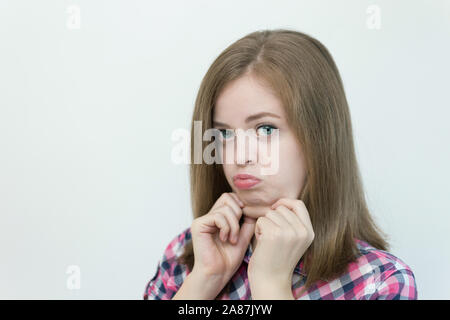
[235,129,258,166]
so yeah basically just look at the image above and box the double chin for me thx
[242,204,272,219]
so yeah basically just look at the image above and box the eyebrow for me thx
[212,112,281,127]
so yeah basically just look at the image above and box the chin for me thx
[240,196,268,207]
[240,196,274,218]
[239,191,276,206]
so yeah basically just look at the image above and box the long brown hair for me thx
[177,28,389,299]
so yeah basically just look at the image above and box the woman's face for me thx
[213,73,307,219]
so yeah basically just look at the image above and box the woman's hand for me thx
[190,192,257,286]
[243,198,315,298]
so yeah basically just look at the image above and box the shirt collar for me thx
[243,242,307,277]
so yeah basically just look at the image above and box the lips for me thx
[233,174,261,190]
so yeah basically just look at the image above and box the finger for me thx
[222,194,243,219]
[228,192,245,208]
[212,194,242,219]
[264,209,292,231]
[210,193,225,211]
[219,206,240,243]
[271,198,313,232]
[213,213,230,242]
[255,216,274,240]
[211,192,235,211]
[274,205,303,231]
[237,216,256,247]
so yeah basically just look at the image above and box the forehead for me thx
[213,74,285,122]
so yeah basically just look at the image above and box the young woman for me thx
[143,29,418,300]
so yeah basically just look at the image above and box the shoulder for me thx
[143,226,192,300]
[353,239,413,275]
[161,226,192,261]
[350,239,418,299]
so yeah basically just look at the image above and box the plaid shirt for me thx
[143,227,418,300]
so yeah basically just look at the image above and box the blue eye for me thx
[256,124,277,136]
[219,129,235,140]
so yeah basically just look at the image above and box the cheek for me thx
[257,136,300,170]
[220,142,235,165]
[222,163,232,181]
[272,141,307,192]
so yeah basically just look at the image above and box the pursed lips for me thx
[233,174,261,189]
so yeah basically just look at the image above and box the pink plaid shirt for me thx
[143,227,418,300]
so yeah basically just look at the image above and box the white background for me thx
[0,0,449,299]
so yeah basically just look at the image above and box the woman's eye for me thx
[256,124,277,136]
[219,129,235,140]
